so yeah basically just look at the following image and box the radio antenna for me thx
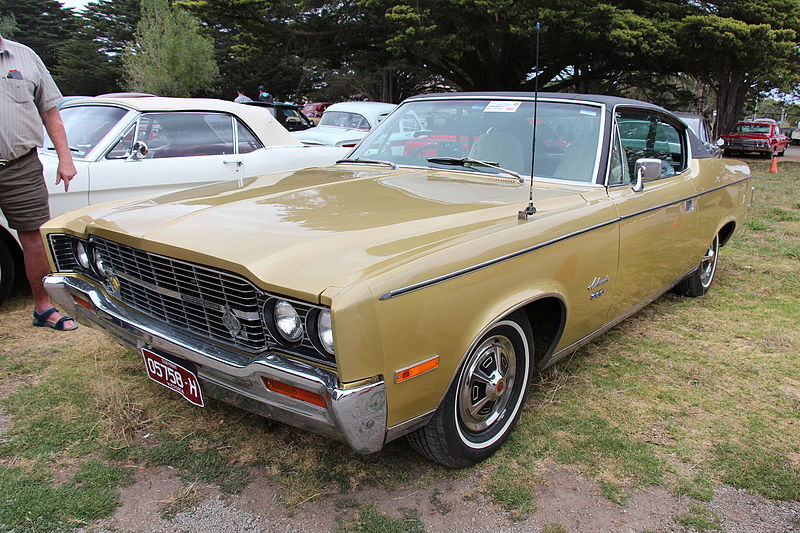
[519,21,540,221]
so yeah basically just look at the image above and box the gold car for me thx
[41,93,751,468]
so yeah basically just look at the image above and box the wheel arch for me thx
[717,220,736,247]
[0,224,24,274]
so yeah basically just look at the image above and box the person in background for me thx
[233,88,252,103]
[257,85,274,104]
[0,34,78,330]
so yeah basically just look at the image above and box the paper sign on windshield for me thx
[484,101,522,113]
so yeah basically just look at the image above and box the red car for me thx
[721,119,788,158]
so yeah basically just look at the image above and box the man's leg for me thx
[17,229,75,329]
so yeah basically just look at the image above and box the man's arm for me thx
[40,106,77,192]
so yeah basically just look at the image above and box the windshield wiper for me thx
[426,157,522,182]
[336,158,397,169]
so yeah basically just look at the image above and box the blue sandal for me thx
[32,307,78,331]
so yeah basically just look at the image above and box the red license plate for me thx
[142,348,204,407]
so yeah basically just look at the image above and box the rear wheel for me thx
[406,312,533,468]
[675,234,719,297]
[0,239,15,305]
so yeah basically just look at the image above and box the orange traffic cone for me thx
[769,154,778,174]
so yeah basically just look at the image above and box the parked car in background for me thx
[720,118,788,158]
[40,92,750,467]
[789,122,800,145]
[0,97,346,304]
[674,112,721,157]
[301,102,332,124]
[294,101,397,147]
[244,101,315,132]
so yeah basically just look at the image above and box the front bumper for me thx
[723,141,771,153]
[43,274,387,454]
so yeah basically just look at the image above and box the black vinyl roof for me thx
[405,91,667,112]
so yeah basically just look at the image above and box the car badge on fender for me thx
[587,275,609,291]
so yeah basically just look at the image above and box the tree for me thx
[0,0,76,68]
[677,1,800,136]
[123,0,218,96]
[0,13,17,36]
[53,34,117,95]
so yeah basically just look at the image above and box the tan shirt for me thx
[0,36,63,160]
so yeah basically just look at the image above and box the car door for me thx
[86,111,242,205]
[607,107,700,318]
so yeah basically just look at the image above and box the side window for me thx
[141,112,235,158]
[236,120,263,154]
[106,123,136,159]
[617,109,686,179]
[607,127,628,185]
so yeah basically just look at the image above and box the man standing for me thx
[233,88,252,103]
[0,35,78,330]
[257,85,274,104]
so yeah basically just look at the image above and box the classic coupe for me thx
[0,97,345,303]
[41,93,751,467]
[293,101,397,147]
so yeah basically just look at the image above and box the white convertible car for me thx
[0,97,347,303]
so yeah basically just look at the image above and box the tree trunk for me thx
[714,72,747,138]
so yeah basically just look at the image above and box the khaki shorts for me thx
[0,151,50,231]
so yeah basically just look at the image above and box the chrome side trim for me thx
[43,274,387,454]
[378,219,618,300]
[385,409,436,443]
[379,175,751,301]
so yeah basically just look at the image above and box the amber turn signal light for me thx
[395,356,440,383]
[73,294,94,310]
[262,378,327,408]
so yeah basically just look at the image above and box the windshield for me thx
[348,99,603,182]
[734,123,771,134]
[44,105,128,158]
[318,111,371,130]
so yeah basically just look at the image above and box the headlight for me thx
[273,300,304,342]
[317,310,334,354]
[94,249,109,276]
[75,241,91,270]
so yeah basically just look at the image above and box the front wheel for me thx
[406,312,533,468]
[674,234,719,297]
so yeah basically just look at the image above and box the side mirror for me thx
[632,158,662,192]
[127,141,149,161]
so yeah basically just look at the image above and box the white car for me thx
[0,97,347,303]
[293,101,397,148]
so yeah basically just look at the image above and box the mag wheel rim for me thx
[457,335,516,433]
[700,236,719,288]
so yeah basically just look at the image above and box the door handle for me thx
[223,159,243,166]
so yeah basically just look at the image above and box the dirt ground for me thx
[81,463,800,533]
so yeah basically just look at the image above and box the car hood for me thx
[293,126,369,146]
[52,166,589,301]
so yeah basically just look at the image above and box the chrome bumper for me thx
[43,274,387,454]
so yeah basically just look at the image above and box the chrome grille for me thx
[49,234,78,272]
[93,239,268,350]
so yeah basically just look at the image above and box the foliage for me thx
[123,0,218,96]
[0,0,76,69]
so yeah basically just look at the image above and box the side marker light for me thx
[395,356,440,383]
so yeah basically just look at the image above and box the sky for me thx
[61,0,92,11]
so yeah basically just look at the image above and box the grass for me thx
[0,159,797,528]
